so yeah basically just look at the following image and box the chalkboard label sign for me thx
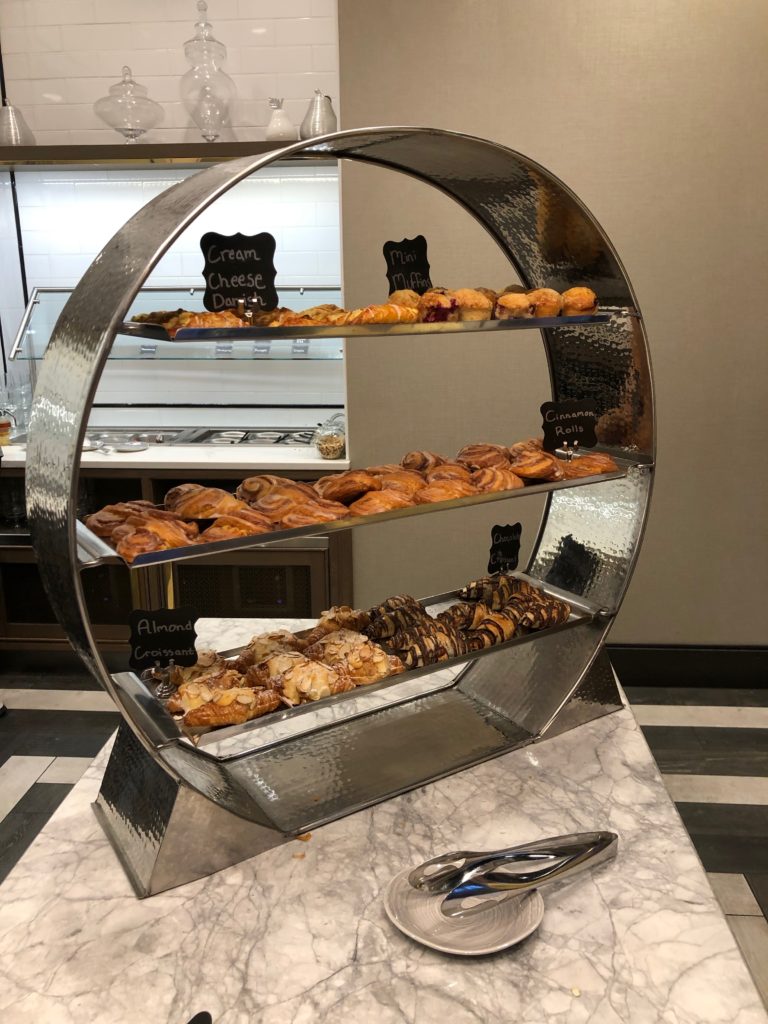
[383,235,432,294]
[488,523,522,575]
[540,399,598,453]
[128,608,198,673]
[186,1014,213,1024]
[200,231,278,312]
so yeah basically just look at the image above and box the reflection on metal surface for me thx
[26,128,653,888]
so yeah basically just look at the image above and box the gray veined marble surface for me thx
[0,618,765,1024]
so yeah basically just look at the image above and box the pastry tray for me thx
[76,461,631,571]
[111,574,598,759]
[119,311,621,342]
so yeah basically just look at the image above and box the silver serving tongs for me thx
[408,832,618,919]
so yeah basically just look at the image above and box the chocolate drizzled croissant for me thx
[390,620,467,668]
[470,608,522,646]
[365,598,430,640]
[456,574,536,610]
[437,601,489,632]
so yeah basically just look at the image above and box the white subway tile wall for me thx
[0,173,27,363]
[0,0,338,144]
[15,165,341,291]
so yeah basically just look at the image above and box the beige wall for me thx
[338,0,768,644]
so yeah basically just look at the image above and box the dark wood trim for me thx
[607,645,768,689]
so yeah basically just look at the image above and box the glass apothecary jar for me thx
[314,412,346,459]
[93,66,163,143]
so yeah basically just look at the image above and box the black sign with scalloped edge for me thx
[383,235,432,295]
[200,231,278,312]
[488,523,522,575]
[128,607,198,672]
[540,399,599,453]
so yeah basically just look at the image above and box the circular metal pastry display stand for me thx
[26,128,654,874]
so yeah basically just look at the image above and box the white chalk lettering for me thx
[135,644,196,661]
[207,246,261,264]
[545,408,594,423]
[136,618,193,636]
[392,249,417,265]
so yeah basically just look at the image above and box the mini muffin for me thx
[526,288,562,317]
[453,288,493,322]
[495,292,534,319]
[499,283,526,295]
[560,286,598,316]
[388,289,420,309]
[474,287,498,308]
[417,289,460,323]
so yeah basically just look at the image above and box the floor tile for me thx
[641,726,768,776]
[0,689,115,712]
[0,756,53,823]
[634,705,768,728]
[624,686,768,707]
[746,874,768,920]
[0,709,121,768]
[727,916,768,1007]
[676,802,768,874]
[664,774,768,805]
[37,756,93,785]
[0,783,72,884]
[707,873,763,916]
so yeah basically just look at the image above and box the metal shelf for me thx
[76,461,631,571]
[111,575,598,759]
[120,310,626,343]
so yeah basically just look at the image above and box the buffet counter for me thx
[0,443,349,473]
[0,620,764,1024]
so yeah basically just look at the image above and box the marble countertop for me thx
[0,443,349,472]
[0,676,764,1024]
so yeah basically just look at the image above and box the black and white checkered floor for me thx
[0,655,766,1005]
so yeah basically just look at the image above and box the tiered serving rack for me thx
[26,127,654,897]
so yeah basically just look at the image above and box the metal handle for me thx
[441,831,618,917]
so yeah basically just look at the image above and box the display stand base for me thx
[93,724,289,898]
[94,649,623,897]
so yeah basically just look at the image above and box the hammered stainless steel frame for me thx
[25,128,654,893]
